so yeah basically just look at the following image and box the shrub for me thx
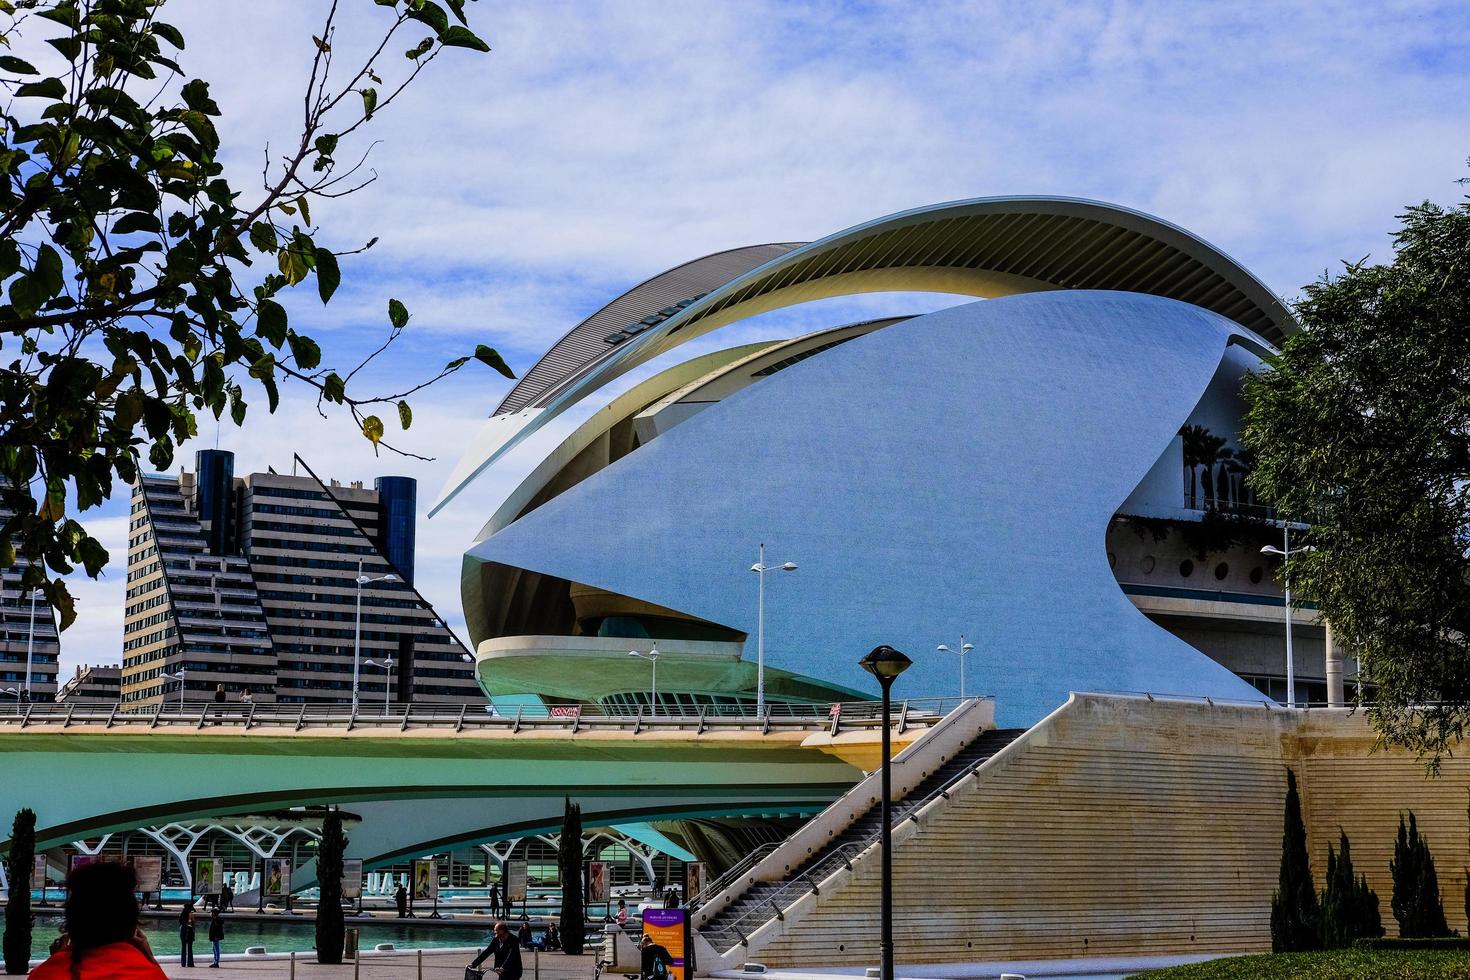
[1271,769,1322,952]
[559,798,586,955]
[1392,811,1452,938]
[3,808,36,975]
[1320,830,1383,947]
[315,808,347,964]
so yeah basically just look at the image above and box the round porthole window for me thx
[1214,562,1229,581]
[1250,566,1264,585]
[1179,559,1194,577]
[1142,556,1156,575]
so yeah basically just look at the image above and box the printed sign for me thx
[641,907,689,980]
[549,704,582,718]
[587,860,609,903]
[132,855,164,894]
[195,857,223,895]
[412,858,437,901]
[342,859,364,900]
[504,860,528,904]
[265,859,290,897]
[66,854,97,877]
[684,862,705,903]
[33,855,46,887]
[828,702,842,719]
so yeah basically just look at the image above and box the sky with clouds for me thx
[45,0,1470,677]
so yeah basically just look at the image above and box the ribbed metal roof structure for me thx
[434,196,1291,515]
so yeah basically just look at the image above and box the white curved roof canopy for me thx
[434,195,1292,515]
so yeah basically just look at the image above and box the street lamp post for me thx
[1261,526,1316,707]
[859,644,912,980]
[23,587,42,700]
[353,560,400,714]
[935,636,975,700]
[628,648,660,716]
[749,544,798,717]
[167,669,187,709]
[364,658,396,715]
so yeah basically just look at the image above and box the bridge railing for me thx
[0,696,980,734]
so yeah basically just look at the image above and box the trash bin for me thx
[345,928,360,960]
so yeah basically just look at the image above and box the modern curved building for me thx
[445,197,1335,727]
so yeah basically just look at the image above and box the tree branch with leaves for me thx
[0,0,512,628]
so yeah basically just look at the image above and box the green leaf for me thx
[111,212,161,235]
[278,247,309,285]
[314,247,340,304]
[256,300,288,346]
[388,298,409,329]
[323,372,346,404]
[45,35,82,60]
[445,0,468,24]
[288,333,321,370]
[0,56,37,74]
[407,1,450,34]
[312,35,330,53]
[249,221,279,252]
[296,195,311,226]
[362,414,385,447]
[405,37,434,60]
[397,400,412,430]
[180,79,219,114]
[33,244,64,296]
[15,77,66,99]
[439,26,490,52]
[359,87,377,120]
[474,344,516,379]
[313,133,338,157]
[153,22,186,50]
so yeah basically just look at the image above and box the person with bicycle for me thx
[468,920,523,980]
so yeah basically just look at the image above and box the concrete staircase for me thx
[698,724,1023,956]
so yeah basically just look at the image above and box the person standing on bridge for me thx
[30,861,166,979]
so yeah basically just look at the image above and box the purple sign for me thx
[641,908,687,980]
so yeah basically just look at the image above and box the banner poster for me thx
[641,907,689,980]
[412,858,437,900]
[265,859,290,897]
[66,854,97,877]
[33,855,46,887]
[684,862,706,903]
[587,860,609,903]
[194,857,223,895]
[342,859,364,900]
[504,860,528,904]
[132,855,164,894]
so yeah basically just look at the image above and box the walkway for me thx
[161,948,589,979]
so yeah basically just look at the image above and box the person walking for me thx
[469,921,523,980]
[639,934,675,980]
[207,906,225,968]
[489,880,501,918]
[616,898,629,926]
[179,899,197,967]
[219,881,234,912]
[394,882,409,918]
[30,861,166,979]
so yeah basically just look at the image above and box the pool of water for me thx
[35,915,508,956]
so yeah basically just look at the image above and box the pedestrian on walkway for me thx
[179,899,197,967]
[639,934,675,980]
[208,906,225,967]
[469,921,523,980]
[30,861,166,978]
[616,898,629,925]
[395,882,409,918]
[219,881,234,912]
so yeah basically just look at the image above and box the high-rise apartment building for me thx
[1,497,61,702]
[56,664,122,704]
[122,450,480,706]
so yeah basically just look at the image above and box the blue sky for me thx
[49,0,1470,675]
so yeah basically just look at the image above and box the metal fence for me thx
[0,696,980,735]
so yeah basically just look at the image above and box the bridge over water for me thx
[0,699,955,876]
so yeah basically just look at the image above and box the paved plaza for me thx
[161,948,595,979]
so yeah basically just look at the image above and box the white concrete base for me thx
[712,952,1224,979]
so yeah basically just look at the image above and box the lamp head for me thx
[355,575,372,584]
[859,645,913,682]
[749,563,762,573]
[461,653,473,663]
[961,642,974,652]
[1260,545,1284,556]
[780,562,798,572]
[936,644,951,653]
[384,573,400,583]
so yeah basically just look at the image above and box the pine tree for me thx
[1270,769,1322,952]
[315,808,348,965]
[3,809,36,975]
[1391,811,1451,938]
[559,798,586,956]
[1320,830,1382,947]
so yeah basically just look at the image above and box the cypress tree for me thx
[1320,830,1382,947]
[3,808,35,975]
[559,798,586,956]
[314,808,347,964]
[1270,769,1321,952]
[1391,811,1451,938]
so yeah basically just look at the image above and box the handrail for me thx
[0,697,985,736]
[691,843,778,908]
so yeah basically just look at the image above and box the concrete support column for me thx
[1324,622,1345,707]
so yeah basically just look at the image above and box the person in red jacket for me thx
[30,861,166,979]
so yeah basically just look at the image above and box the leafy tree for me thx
[558,797,585,955]
[1271,768,1321,952]
[0,0,511,629]
[315,807,347,964]
[1241,177,1470,763]
[1320,829,1382,948]
[2,808,35,975]
[1391,811,1451,938]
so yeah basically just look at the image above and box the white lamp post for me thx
[364,658,396,715]
[353,560,399,714]
[167,669,187,709]
[628,648,660,716]
[1261,527,1316,707]
[935,636,976,700]
[23,587,42,700]
[749,544,798,717]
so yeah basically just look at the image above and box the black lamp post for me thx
[859,644,912,980]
